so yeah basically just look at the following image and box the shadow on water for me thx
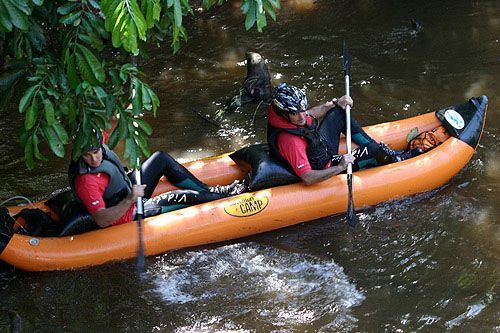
[1,0,499,332]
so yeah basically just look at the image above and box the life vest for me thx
[407,125,450,152]
[68,145,132,208]
[267,115,333,171]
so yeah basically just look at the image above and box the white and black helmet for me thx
[272,83,309,114]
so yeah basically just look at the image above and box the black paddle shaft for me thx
[135,165,145,274]
[343,39,351,78]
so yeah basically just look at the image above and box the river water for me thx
[1,0,499,332]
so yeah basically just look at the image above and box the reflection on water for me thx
[150,243,364,331]
[0,0,499,332]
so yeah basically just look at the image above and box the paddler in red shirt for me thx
[267,83,415,185]
[69,131,247,228]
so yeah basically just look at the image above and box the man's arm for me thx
[299,154,355,185]
[92,184,145,228]
[308,95,353,119]
[308,100,336,119]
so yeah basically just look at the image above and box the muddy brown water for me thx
[1,1,499,331]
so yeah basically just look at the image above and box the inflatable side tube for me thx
[436,95,488,149]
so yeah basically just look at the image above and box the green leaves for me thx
[57,1,108,51]
[23,133,35,170]
[57,1,81,26]
[241,0,280,32]
[19,85,38,114]
[65,43,106,86]
[141,0,161,29]
[0,68,26,91]
[16,57,73,168]
[106,111,128,149]
[132,79,159,116]
[102,0,151,54]
[65,60,159,166]
[0,59,28,94]
[4,0,281,170]
[202,0,227,9]
[43,99,55,125]
[100,0,196,55]
[77,44,106,83]
[0,0,31,32]
[0,0,44,32]
[123,116,152,168]
[104,64,158,166]
[42,122,68,158]
[65,52,80,89]
[24,96,38,130]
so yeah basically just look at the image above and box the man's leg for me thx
[318,106,380,168]
[319,106,411,168]
[141,189,225,218]
[135,151,246,199]
[134,151,211,198]
[317,106,376,151]
[329,143,382,170]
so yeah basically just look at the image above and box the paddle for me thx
[343,39,359,228]
[135,158,145,273]
[129,56,145,273]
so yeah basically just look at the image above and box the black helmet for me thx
[272,83,309,114]
[88,129,103,153]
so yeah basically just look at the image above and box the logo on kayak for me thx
[444,109,465,130]
[224,193,269,217]
[29,238,40,246]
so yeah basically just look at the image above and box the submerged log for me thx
[193,52,273,126]
[218,52,273,116]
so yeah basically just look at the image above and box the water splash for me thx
[151,243,364,331]
[444,303,486,329]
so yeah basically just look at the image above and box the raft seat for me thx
[45,189,99,237]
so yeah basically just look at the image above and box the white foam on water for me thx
[445,302,487,330]
[150,243,365,331]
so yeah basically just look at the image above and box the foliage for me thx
[242,0,280,32]
[0,0,280,169]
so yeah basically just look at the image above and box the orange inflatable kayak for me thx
[0,96,487,271]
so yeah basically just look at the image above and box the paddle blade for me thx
[346,174,359,228]
[136,253,145,274]
[343,39,351,77]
